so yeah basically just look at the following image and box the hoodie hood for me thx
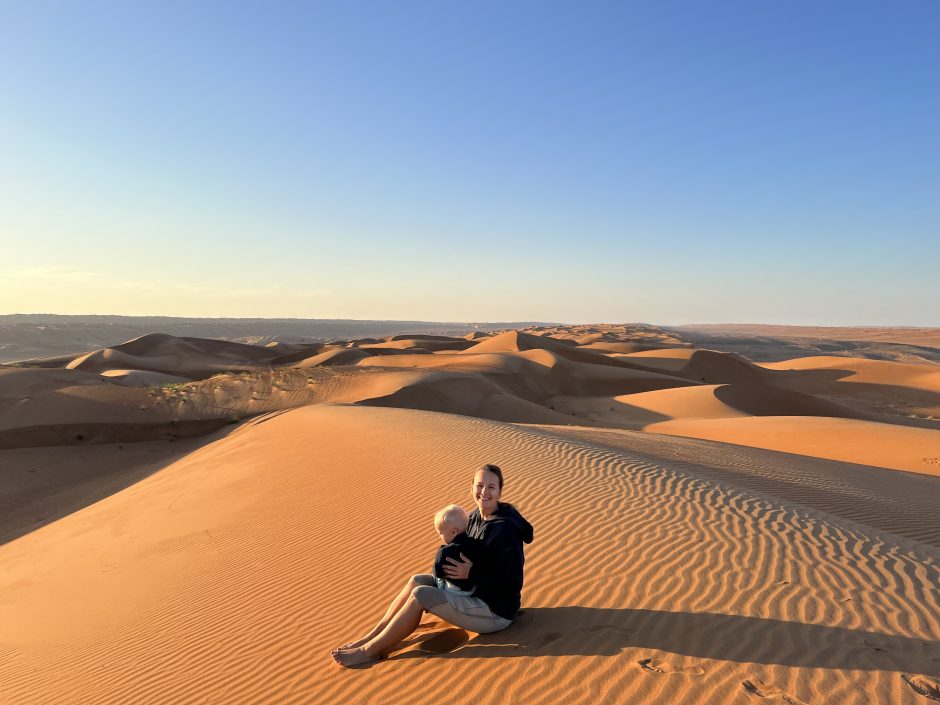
[493,502,534,544]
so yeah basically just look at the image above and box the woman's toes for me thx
[333,647,375,668]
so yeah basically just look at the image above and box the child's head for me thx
[434,504,469,543]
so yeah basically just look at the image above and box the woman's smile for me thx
[472,467,502,517]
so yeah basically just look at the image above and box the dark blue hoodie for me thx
[465,502,534,620]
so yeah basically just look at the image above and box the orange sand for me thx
[1,324,939,704]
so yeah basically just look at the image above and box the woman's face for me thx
[472,468,501,515]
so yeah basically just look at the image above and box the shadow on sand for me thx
[392,607,939,673]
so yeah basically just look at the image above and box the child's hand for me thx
[443,553,472,580]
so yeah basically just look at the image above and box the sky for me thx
[1,1,938,325]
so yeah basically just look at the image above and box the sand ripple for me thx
[1,405,937,704]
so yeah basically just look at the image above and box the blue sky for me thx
[1,1,938,324]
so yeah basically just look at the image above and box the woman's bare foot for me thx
[331,637,369,654]
[332,646,378,668]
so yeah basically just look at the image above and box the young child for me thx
[432,504,482,596]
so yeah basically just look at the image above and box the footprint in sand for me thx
[416,628,470,654]
[638,658,704,676]
[904,675,940,702]
[742,679,809,705]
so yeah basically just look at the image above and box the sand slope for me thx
[546,382,874,431]
[3,326,940,703]
[1,405,938,704]
[646,416,940,476]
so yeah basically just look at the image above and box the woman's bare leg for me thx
[332,575,426,653]
[333,594,425,667]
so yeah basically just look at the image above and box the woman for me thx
[332,463,534,667]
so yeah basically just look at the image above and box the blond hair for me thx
[434,504,469,532]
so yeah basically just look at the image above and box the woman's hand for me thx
[443,553,472,581]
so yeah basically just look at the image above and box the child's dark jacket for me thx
[433,532,483,593]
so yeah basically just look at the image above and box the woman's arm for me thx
[443,553,472,581]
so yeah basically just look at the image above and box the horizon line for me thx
[1,313,938,330]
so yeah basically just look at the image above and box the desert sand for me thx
[1,324,939,704]
[669,324,940,364]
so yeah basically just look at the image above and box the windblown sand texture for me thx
[2,324,939,704]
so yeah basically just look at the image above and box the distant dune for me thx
[673,323,940,347]
[0,314,549,363]
[1,322,938,704]
[669,323,940,364]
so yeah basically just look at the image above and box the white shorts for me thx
[414,574,513,634]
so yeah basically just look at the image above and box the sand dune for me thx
[362,372,580,424]
[531,323,688,347]
[545,381,873,431]
[362,339,472,352]
[763,355,940,392]
[366,334,476,352]
[1,405,937,704]
[293,347,372,367]
[562,341,667,354]
[3,327,939,450]
[539,423,940,547]
[68,333,282,377]
[462,329,689,375]
[360,349,693,398]
[3,328,939,460]
[615,347,698,372]
[462,329,579,354]
[670,324,940,364]
[646,415,940,475]
[758,356,940,424]
[0,368,156,431]
[99,369,190,387]
[675,323,940,348]
[2,325,940,704]
[676,349,773,385]
[264,343,330,364]
[0,367,236,450]
[0,315,520,364]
